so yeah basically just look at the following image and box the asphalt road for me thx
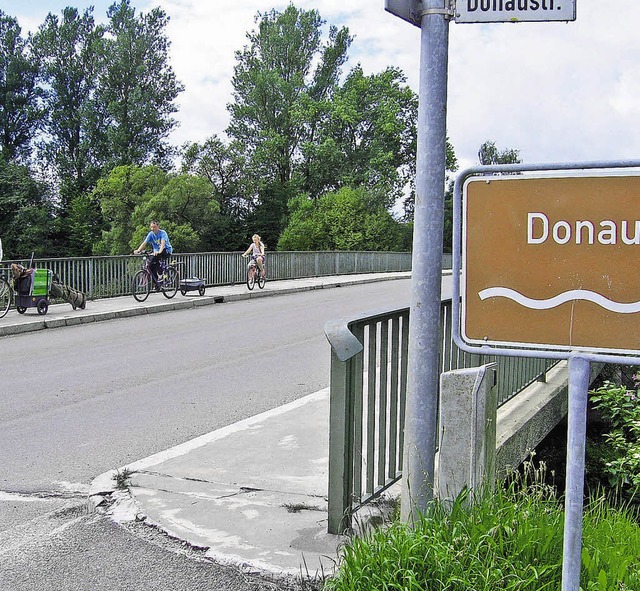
[0,279,411,590]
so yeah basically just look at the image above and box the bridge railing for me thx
[324,299,557,534]
[2,251,426,300]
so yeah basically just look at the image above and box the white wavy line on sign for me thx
[478,287,640,314]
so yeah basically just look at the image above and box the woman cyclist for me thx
[242,234,266,277]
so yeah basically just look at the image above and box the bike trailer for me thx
[14,268,52,315]
[180,277,206,296]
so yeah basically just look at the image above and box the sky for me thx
[4,0,640,172]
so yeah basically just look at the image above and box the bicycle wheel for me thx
[257,270,266,289]
[0,278,11,318]
[246,266,255,290]
[132,270,150,302]
[161,267,179,299]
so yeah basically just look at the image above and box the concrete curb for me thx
[87,389,342,583]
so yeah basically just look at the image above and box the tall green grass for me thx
[326,465,640,591]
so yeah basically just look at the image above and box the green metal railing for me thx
[2,251,424,300]
[325,299,557,534]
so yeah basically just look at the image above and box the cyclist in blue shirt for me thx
[134,220,172,283]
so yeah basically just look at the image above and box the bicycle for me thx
[0,268,12,318]
[131,252,179,302]
[244,255,266,290]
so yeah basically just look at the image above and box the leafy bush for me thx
[589,380,640,497]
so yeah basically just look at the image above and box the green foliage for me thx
[92,165,166,254]
[228,4,351,185]
[589,380,640,496]
[93,164,219,255]
[100,0,183,169]
[319,65,418,208]
[438,139,520,252]
[31,6,106,206]
[227,5,353,240]
[27,1,182,219]
[0,11,42,163]
[478,140,522,166]
[226,5,418,244]
[0,159,56,258]
[278,187,408,251]
[133,173,220,250]
[326,465,640,591]
[112,467,134,491]
[67,192,104,256]
[401,137,458,223]
[0,2,455,254]
[181,136,254,250]
[581,496,640,589]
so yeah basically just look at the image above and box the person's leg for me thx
[159,252,170,277]
[150,255,160,284]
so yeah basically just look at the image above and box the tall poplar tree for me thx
[31,7,105,209]
[227,4,352,244]
[0,12,41,163]
[98,0,183,169]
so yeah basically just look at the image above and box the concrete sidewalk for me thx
[89,390,342,583]
[35,272,412,584]
[0,271,410,338]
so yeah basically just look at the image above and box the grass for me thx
[112,467,134,490]
[325,463,640,591]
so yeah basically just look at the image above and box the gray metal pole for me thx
[401,0,450,522]
[562,355,590,591]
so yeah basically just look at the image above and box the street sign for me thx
[462,172,640,355]
[384,0,422,27]
[455,0,577,23]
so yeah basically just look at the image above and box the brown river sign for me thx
[462,173,640,355]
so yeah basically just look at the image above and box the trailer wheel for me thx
[198,285,205,296]
[180,288,187,296]
[17,306,26,314]
[37,300,48,315]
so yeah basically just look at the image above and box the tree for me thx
[278,187,409,251]
[131,174,220,252]
[93,165,219,255]
[227,5,352,239]
[93,165,168,255]
[0,160,55,258]
[181,135,253,250]
[440,140,522,253]
[478,140,521,166]
[307,66,418,208]
[67,192,104,256]
[31,7,106,208]
[98,0,183,169]
[0,12,42,163]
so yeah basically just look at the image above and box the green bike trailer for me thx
[14,267,52,315]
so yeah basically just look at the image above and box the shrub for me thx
[589,380,640,498]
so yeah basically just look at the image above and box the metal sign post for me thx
[385,0,452,521]
[563,354,590,591]
[453,160,640,591]
[387,0,633,587]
